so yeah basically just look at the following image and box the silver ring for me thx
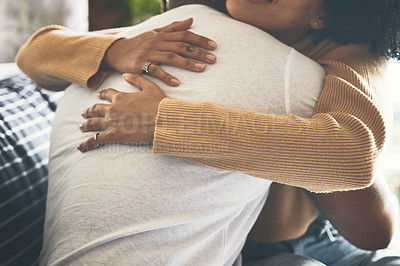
[141,62,152,75]
[94,133,101,147]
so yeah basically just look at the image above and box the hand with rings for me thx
[77,74,166,152]
[101,18,217,87]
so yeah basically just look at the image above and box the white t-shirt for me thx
[42,5,325,266]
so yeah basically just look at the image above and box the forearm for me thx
[153,47,388,193]
[308,172,399,250]
[153,97,383,193]
[16,25,122,91]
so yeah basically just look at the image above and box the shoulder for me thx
[295,35,386,71]
[318,42,385,72]
[300,37,388,93]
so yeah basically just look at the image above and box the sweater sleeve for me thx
[153,45,388,193]
[15,25,123,90]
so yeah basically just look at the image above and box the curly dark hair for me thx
[322,0,400,60]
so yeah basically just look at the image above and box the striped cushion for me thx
[0,74,62,266]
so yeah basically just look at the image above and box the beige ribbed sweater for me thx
[16,25,389,242]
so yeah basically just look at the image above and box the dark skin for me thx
[167,0,397,250]
[308,174,397,250]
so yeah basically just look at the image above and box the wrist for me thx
[101,38,126,70]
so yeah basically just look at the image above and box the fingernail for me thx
[170,79,180,85]
[77,144,87,153]
[208,41,217,48]
[206,54,216,62]
[194,63,205,70]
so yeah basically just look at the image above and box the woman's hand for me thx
[77,74,165,152]
[102,18,217,86]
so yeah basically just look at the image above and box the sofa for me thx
[0,64,63,266]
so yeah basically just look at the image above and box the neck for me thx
[270,27,312,46]
[167,0,228,14]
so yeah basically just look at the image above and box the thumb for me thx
[123,74,161,92]
[154,18,193,33]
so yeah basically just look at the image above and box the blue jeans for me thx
[242,215,400,266]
